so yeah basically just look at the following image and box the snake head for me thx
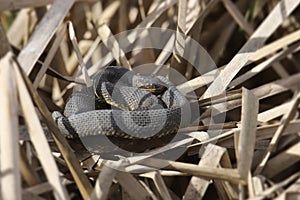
[133,75,167,95]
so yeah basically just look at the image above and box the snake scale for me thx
[52,66,189,142]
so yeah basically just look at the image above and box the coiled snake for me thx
[52,66,189,150]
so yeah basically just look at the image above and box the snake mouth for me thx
[138,84,167,95]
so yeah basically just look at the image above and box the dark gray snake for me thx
[52,66,189,141]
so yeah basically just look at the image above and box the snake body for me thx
[52,66,189,141]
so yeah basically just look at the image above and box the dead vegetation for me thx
[1,0,300,199]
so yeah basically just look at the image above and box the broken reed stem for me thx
[196,88,242,107]
[133,158,245,185]
[14,62,93,199]
[179,121,237,133]
[254,92,300,175]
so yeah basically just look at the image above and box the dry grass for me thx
[1,0,300,199]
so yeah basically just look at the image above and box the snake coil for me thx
[52,66,189,142]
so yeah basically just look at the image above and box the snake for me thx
[52,66,189,145]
